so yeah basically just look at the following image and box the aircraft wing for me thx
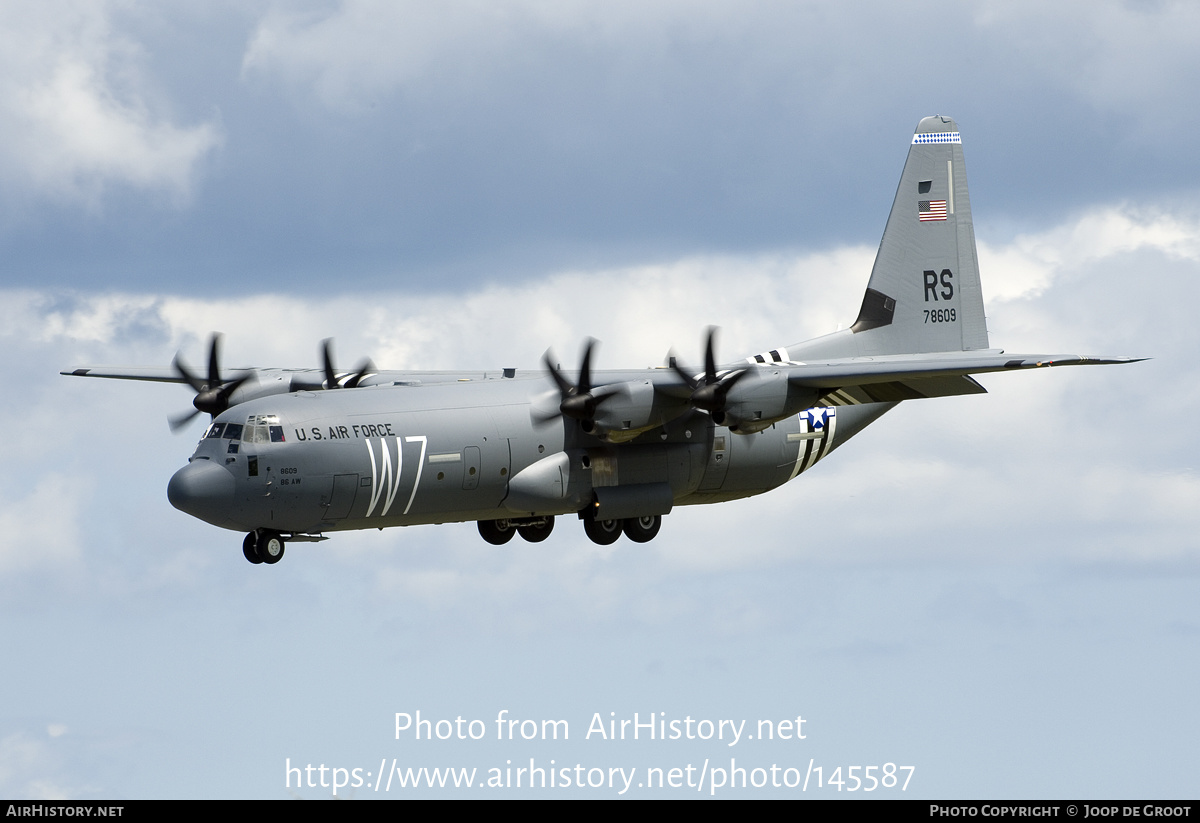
[60,366,189,383]
[780,351,1144,405]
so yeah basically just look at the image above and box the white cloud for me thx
[0,475,87,576]
[980,206,1200,303]
[0,1,221,206]
[240,1,734,108]
[0,731,72,799]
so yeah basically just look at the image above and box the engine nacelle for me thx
[590,380,690,442]
[719,370,819,434]
[220,370,301,408]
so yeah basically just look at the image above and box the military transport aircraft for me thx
[63,116,1140,565]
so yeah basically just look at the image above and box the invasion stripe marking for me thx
[825,389,858,406]
[789,408,838,479]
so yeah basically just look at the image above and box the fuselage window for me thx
[269,426,286,443]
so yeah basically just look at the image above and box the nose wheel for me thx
[243,532,263,564]
[243,529,285,564]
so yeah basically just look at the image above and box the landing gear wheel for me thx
[623,514,662,543]
[478,519,517,545]
[517,517,554,543]
[258,530,285,564]
[243,532,263,564]
[584,516,622,545]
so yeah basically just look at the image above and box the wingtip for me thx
[1081,355,1150,365]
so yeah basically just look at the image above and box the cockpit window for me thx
[205,423,225,439]
[243,425,268,445]
[223,423,243,441]
[242,414,282,446]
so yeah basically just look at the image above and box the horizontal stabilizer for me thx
[782,352,1144,405]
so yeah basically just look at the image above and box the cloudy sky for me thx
[3,0,1198,799]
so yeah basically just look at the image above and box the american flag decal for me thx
[918,200,947,221]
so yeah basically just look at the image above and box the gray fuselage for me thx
[167,372,889,535]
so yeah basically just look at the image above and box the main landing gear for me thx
[622,515,662,543]
[582,512,662,545]
[243,529,285,565]
[477,513,664,546]
[477,517,555,545]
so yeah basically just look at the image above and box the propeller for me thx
[537,339,620,430]
[169,334,251,432]
[669,327,751,424]
[294,339,376,391]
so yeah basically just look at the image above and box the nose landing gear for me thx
[243,529,285,564]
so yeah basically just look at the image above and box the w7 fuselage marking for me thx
[364,435,430,517]
[402,435,428,516]
[365,437,403,517]
[364,434,432,518]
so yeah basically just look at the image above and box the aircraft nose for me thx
[167,460,235,526]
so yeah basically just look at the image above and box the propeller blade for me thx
[670,328,753,415]
[292,339,376,391]
[704,326,718,384]
[168,408,201,432]
[540,339,610,426]
[543,351,575,397]
[321,339,338,389]
[720,367,750,390]
[169,333,251,431]
[207,334,223,388]
[530,390,565,426]
[345,359,376,388]
[172,355,206,393]
[577,339,595,394]
[668,352,701,390]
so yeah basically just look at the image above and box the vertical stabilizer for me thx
[787,116,989,360]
